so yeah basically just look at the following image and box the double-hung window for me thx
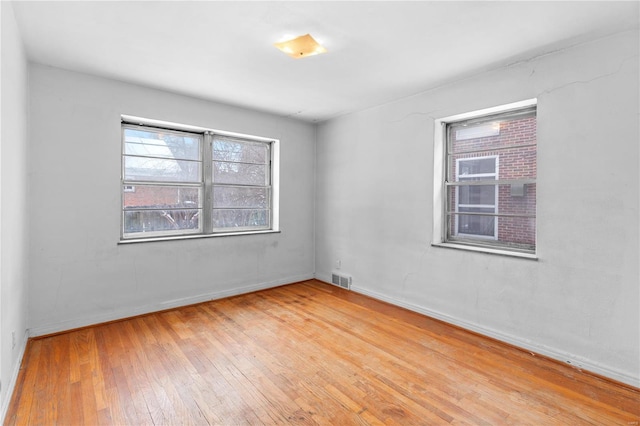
[433,99,537,256]
[121,117,278,241]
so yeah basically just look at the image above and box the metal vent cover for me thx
[331,273,351,290]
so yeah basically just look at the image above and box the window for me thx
[433,99,537,256]
[121,117,278,241]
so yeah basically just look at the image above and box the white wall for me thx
[28,65,316,335]
[316,29,639,386]
[0,1,29,417]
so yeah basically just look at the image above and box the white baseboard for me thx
[316,274,638,388]
[28,273,315,337]
[1,329,29,424]
[24,274,640,388]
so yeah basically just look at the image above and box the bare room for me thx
[1,1,638,424]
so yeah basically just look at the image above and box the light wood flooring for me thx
[5,280,640,425]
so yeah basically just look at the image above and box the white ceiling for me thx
[11,1,639,122]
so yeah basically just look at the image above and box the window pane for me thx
[496,215,536,250]
[496,183,536,216]
[454,122,500,141]
[459,158,496,176]
[213,186,269,208]
[456,208,496,237]
[450,146,536,182]
[213,137,269,164]
[458,185,496,206]
[457,215,495,237]
[124,156,201,182]
[448,114,536,154]
[449,179,536,244]
[448,186,497,213]
[213,161,268,186]
[123,186,201,209]
[124,128,200,161]
[123,209,200,235]
[212,209,269,229]
[448,184,536,216]
[448,213,535,251]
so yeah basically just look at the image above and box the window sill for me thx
[119,230,281,245]
[431,242,538,260]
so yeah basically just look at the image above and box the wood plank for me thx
[4,340,39,426]
[5,280,639,425]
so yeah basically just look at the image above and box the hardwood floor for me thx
[5,280,639,425]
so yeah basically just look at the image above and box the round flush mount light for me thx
[274,34,327,59]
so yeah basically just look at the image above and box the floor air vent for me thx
[331,273,351,290]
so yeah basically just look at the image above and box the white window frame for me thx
[432,99,537,259]
[120,115,280,243]
[454,155,499,240]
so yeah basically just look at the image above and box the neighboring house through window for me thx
[121,117,279,241]
[433,99,537,256]
[455,155,498,239]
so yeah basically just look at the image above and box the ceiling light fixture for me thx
[274,34,327,59]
